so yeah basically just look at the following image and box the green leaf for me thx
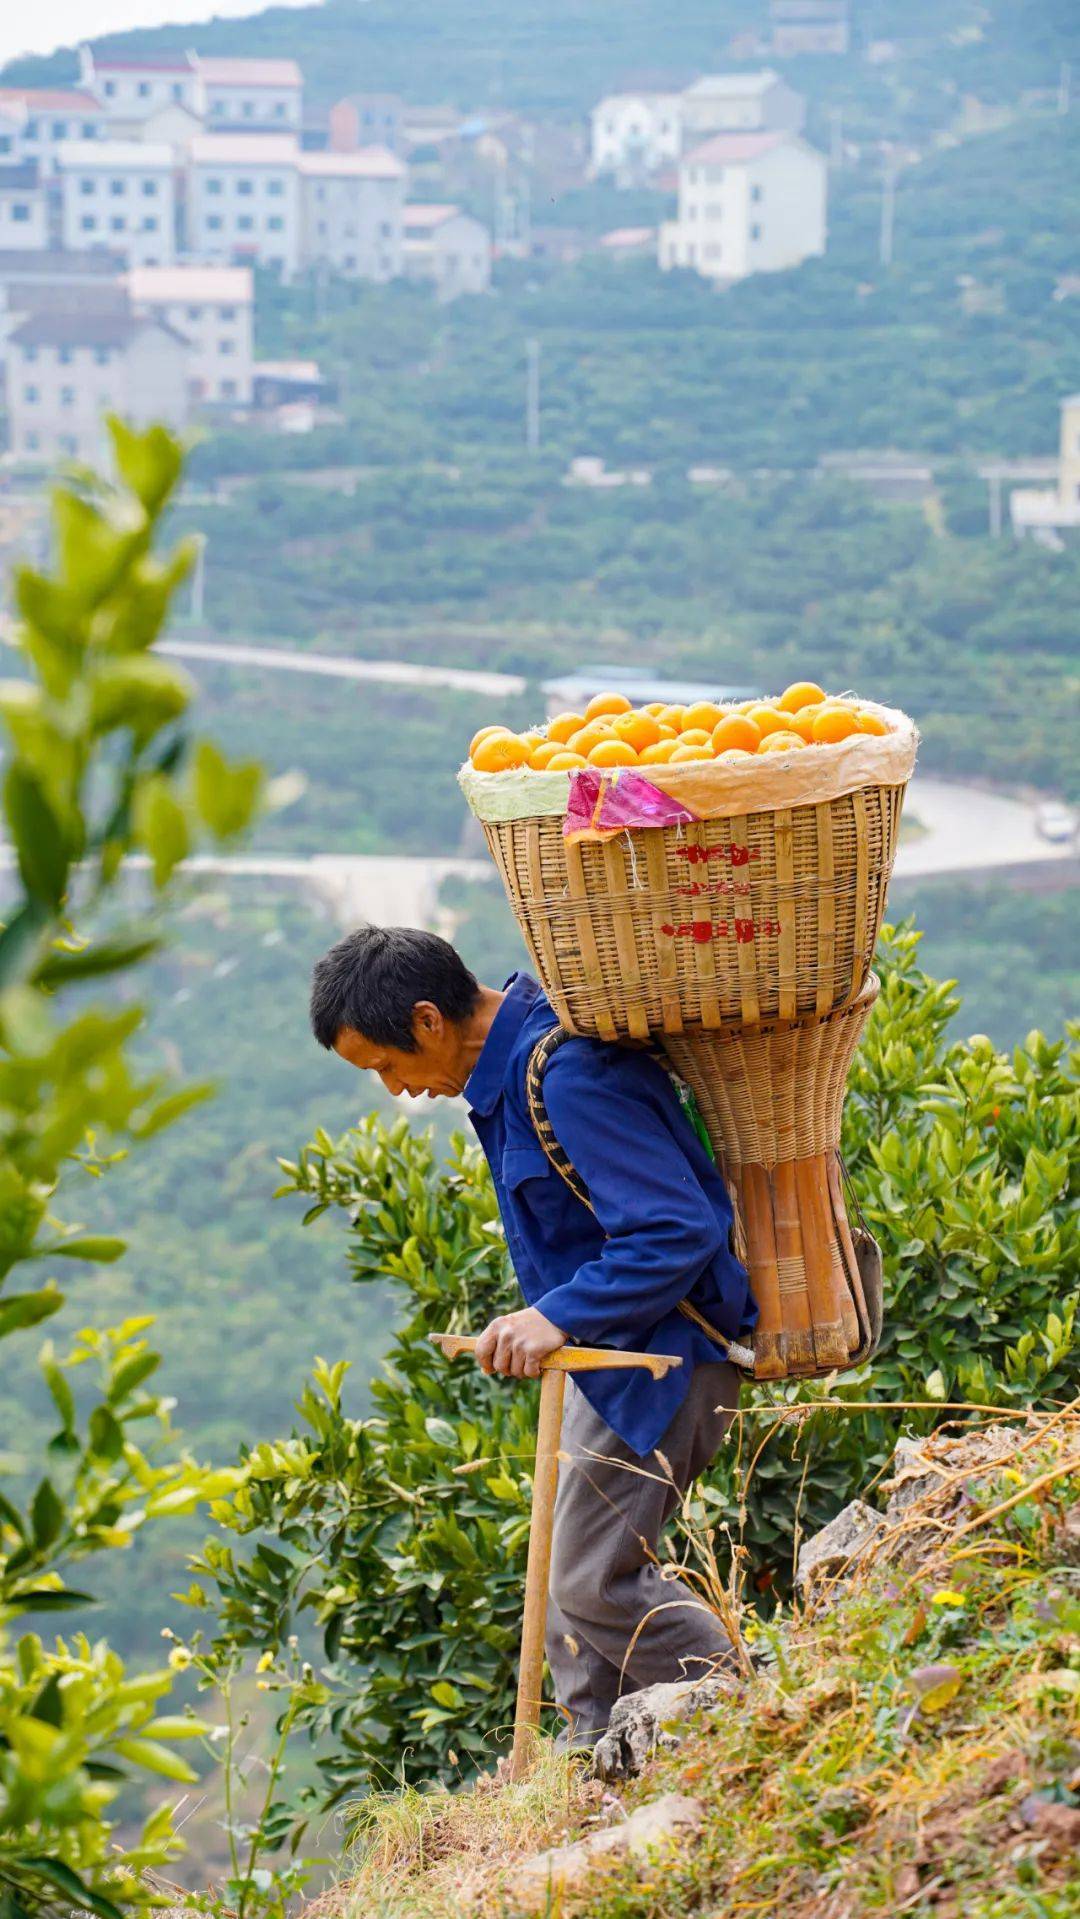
[12,1588,95,1611]
[4,765,69,909]
[111,1736,199,1783]
[35,931,162,987]
[30,1478,64,1550]
[0,1288,64,1340]
[38,1235,126,1264]
[0,897,52,991]
[17,1858,125,1919]
[108,416,184,514]
[89,654,193,743]
[430,1680,464,1710]
[192,738,263,839]
[133,774,189,887]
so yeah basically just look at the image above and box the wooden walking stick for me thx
[429,1332,682,1781]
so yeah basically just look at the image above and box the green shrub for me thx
[194,928,1077,1839]
[0,422,261,1916]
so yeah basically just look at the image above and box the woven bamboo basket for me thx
[460,710,915,1041]
[662,977,879,1381]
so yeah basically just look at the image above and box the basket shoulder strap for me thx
[523,1027,749,1369]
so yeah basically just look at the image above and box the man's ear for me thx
[412,1000,445,1046]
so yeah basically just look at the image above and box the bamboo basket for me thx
[662,977,879,1381]
[460,711,915,1041]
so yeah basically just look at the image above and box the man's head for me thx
[310,924,489,1099]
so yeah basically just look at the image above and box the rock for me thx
[796,1499,885,1592]
[502,1792,705,1907]
[591,1672,738,1782]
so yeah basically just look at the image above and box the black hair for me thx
[310,924,481,1051]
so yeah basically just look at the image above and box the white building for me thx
[659,131,827,283]
[189,134,301,276]
[0,164,49,251]
[58,140,176,267]
[679,71,805,144]
[402,204,491,300]
[79,47,202,124]
[0,88,109,177]
[7,305,189,465]
[299,149,406,280]
[1010,396,1080,542]
[127,263,253,405]
[0,247,127,390]
[196,57,303,131]
[590,93,681,183]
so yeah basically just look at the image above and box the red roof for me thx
[683,130,790,166]
[0,87,104,113]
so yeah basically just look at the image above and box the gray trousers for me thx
[546,1360,740,1747]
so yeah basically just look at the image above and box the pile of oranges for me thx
[468,682,890,774]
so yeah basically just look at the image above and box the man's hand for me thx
[474,1306,567,1379]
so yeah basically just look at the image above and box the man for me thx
[310,923,757,1751]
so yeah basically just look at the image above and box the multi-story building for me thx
[659,131,826,282]
[79,47,202,123]
[679,71,806,144]
[589,92,681,182]
[188,134,301,276]
[329,94,405,155]
[127,263,253,404]
[1010,395,1080,540]
[299,149,406,280]
[402,204,491,300]
[196,57,303,131]
[0,247,125,393]
[7,303,189,464]
[0,88,109,177]
[58,140,176,267]
[0,164,49,251]
[770,1,851,56]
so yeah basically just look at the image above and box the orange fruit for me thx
[670,742,715,762]
[657,704,686,731]
[528,740,565,769]
[758,730,807,754]
[643,701,667,716]
[747,705,788,739]
[584,690,632,721]
[469,723,510,756]
[785,708,818,743]
[638,738,679,765]
[567,721,613,757]
[682,700,726,733]
[471,732,533,772]
[856,710,888,736]
[716,748,754,763]
[735,699,760,713]
[546,750,588,770]
[657,723,678,740]
[588,738,638,767]
[712,714,761,755]
[679,728,713,747]
[547,711,587,744]
[811,706,859,745]
[778,680,826,714]
[612,711,662,753]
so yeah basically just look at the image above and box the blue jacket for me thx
[464,973,756,1456]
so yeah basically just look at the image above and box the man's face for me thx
[333,1002,466,1100]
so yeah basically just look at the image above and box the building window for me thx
[172,82,183,101]
[237,178,253,196]
[80,178,95,195]
[273,102,285,118]
[94,346,110,365]
[380,220,392,237]
[344,254,356,270]
[267,178,284,196]
[219,305,235,320]
[219,338,235,354]
[266,215,284,231]
[207,214,223,230]
[23,346,37,362]
[751,184,763,203]
[25,119,38,138]
[110,216,125,232]
[103,81,116,98]
[242,101,254,118]
[61,386,75,407]
[221,377,237,397]
[0,136,11,154]
[51,120,66,137]
[237,214,254,231]
[80,215,96,231]
[138,82,150,98]
[206,177,223,195]
[751,222,762,241]
[60,435,78,455]
[81,121,98,137]
[26,431,39,449]
[12,203,31,222]
[187,305,203,320]
[142,216,158,231]
[142,179,158,196]
[24,383,40,401]
[58,345,72,364]
[110,178,125,196]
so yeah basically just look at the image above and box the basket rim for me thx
[460,700,918,824]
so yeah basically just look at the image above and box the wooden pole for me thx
[509,1365,566,1780]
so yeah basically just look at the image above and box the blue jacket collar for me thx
[464,972,541,1116]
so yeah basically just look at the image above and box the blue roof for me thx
[543,664,762,705]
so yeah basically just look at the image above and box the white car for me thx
[1035,800,1077,844]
